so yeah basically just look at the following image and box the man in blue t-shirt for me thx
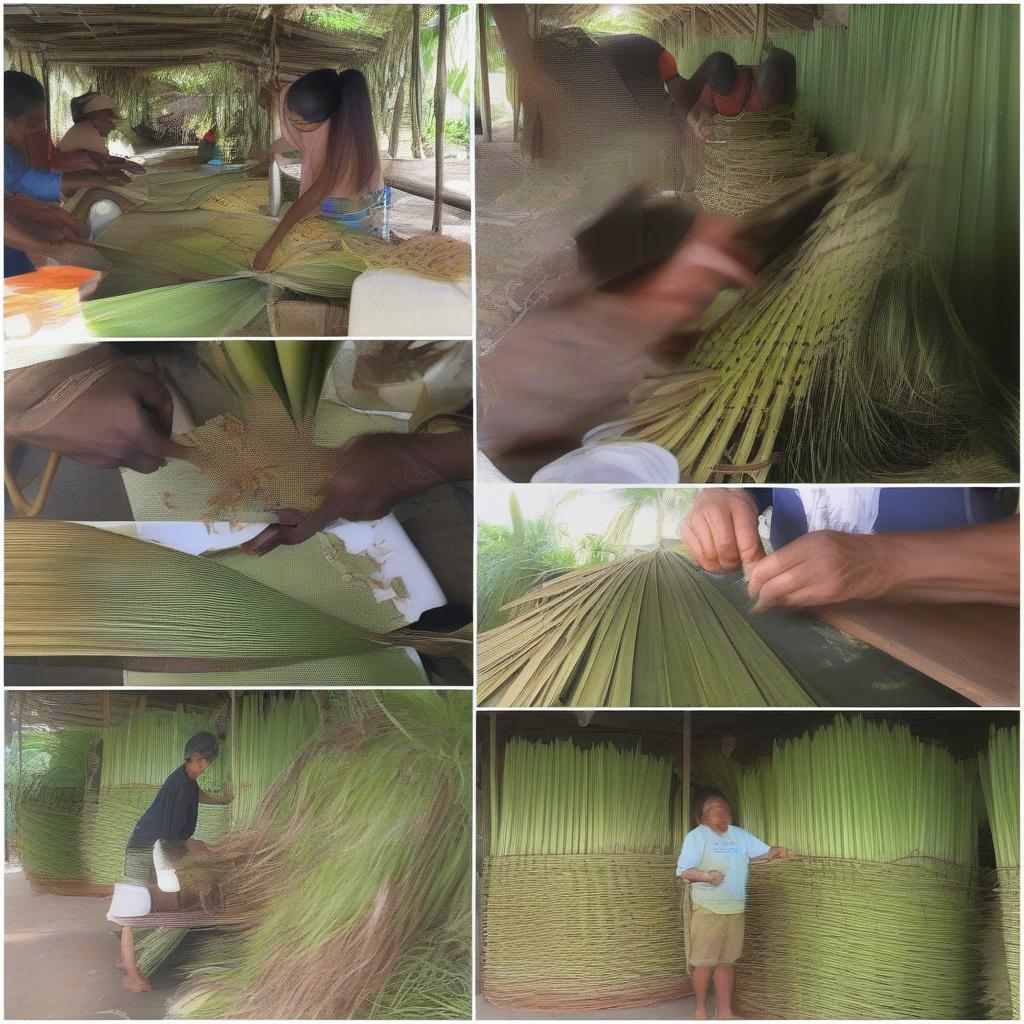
[677,790,789,1019]
[115,731,233,993]
[681,487,1018,611]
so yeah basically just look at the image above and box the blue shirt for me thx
[5,142,62,202]
[677,824,770,913]
[750,487,1013,551]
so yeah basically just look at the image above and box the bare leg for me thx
[120,927,151,992]
[713,964,737,1019]
[691,965,713,1019]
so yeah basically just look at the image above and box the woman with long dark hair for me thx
[252,67,384,271]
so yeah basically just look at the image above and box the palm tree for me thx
[605,489,694,549]
[477,492,578,630]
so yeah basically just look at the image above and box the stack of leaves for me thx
[12,727,96,888]
[724,715,980,1019]
[979,724,1020,1019]
[477,548,814,707]
[83,210,470,337]
[602,157,1011,482]
[227,693,323,828]
[483,737,688,1012]
[4,521,425,679]
[166,691,471,1019]
[694,107,827,217]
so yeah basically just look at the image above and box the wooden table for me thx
[811,601,1019,707]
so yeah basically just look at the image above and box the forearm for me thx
[197,790,231,806]
[678,867,714,881]
[874,518,1019,606]
[260,190,319,259]
[402,431,473,488]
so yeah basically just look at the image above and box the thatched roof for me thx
[8,690,231,730]
[535,4,821,39]
[4,4,392,79]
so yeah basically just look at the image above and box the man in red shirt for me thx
[687,49,794,134]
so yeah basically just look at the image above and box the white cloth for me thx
[795,486,881,535]
[106,882,151,920]
[347,270,472,337]
[531,442,680,483]
[152,840,180,893]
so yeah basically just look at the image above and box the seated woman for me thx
[57,92,144,173]
[197,127,225,165]
[252,67,385,271]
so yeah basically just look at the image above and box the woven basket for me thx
[736,857,980,1019]
[482,853,691,1012]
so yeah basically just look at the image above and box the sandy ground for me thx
[5,868,188,1020]
[475,993,698,1019]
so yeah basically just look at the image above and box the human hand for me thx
[241,433,463,555]
[706,870,725,885]
[681,489,764,573]
[7,358,192,474]
[766,846,791,860]
[746,530,897,612]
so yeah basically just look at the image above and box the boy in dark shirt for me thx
[115,732,233,992]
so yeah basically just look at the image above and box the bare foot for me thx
[122,974,151,993]
[695,1007,709,1020]
[716,1013,740,1020]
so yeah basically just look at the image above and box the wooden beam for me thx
[432,4,448,233]
[478,4,492,142]
[682,710,691,832]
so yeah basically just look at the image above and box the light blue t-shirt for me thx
[676,824,770,913]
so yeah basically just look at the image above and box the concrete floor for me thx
[5,868,185,1020]
[476,994,698,1020]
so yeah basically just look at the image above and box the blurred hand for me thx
[7,357,191,474]
[681,489,764,573]
[251,241,274,272]
[746,530,897,612]
[706,870,725,885]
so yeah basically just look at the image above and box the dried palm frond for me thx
[477,548,814,708]
[4,520,423,676]
[603,156,1012,482]
[483,737,687,1012]
[167,691,471,1019]
[722,716,980,1019]
[979,725,1020,1018]
[694,107,827,217]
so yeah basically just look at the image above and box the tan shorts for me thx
[690,906,745,967]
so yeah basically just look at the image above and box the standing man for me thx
[116,731,233,992]
[677,791,788,1020]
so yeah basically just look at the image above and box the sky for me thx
[477,486,700,546]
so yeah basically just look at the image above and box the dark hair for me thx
[70,92,92,123]
[706,52,737,96]
[5,70,45,120]
[286,67,343,124]
[184,731,219,762]
[316,68,381,200]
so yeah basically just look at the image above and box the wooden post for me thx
[389,67,407,157]
[410,5,423,159]
[477,4,492,142]
[268,18,282,217]
[100,690,111,730]
[432,4,448,232]
[753,3,769,59]
[488,712,498,852]
[230,691,238,826]
[682,710,691,829]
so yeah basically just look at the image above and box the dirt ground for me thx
[5,868,190,1020]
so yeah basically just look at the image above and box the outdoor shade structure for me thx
[6,690,472,1019]
[6,5,469,335]
[477,710,1020,1020]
